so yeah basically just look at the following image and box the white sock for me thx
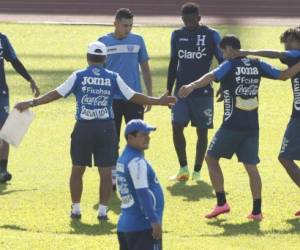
[72,203,81,214]
[112,169,117,185]
[98,204,107,216]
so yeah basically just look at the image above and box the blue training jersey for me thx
[170,25,223,97]
[116,145,164,232]
[0,33,17,96]
[56,65,135,121]
[280,50,300,119]
[213,57,281,130]
[98,33,149,100]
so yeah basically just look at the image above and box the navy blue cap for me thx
[125,119,156,135]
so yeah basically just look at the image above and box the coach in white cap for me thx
[15,41,176,221]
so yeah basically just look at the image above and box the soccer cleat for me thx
[70,212,81,219]
[295,210,300,217]
[191,171,201,181]
[0,171,12,183]
[247,213,263,221]
[205,203,230,219]
[97,214,109,221]
[169,167,189,181]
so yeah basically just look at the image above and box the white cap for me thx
[87,41,107,56]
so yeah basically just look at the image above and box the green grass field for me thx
[0,23,299,249]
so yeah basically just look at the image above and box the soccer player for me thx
[237,27,300,216]
[0,33,40,183]
[178,35,300,221]
[15,41,175,220]
[98,8,153,189]
[167,2,223,182]
[117,119,163,250]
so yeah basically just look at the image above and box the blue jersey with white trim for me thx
[56,65,135,121]
[213,57,281,130]
[98,33,149,100]
[116,145,164,232]
[0,33,17,96]
[280,50,300,118]
[171,25,223,97]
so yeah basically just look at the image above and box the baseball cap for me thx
[125,119,156,136]
[87,41,107,56]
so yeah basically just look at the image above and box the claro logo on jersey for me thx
[178,35,207,59]
[81,76,111,86]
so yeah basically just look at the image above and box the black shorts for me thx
[113,99,144,141]
[70,120,118,167]
[117,229,162,250]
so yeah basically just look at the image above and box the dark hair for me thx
[181,2,200,15]
[86,54,106,63]
[115,8,134,20]
[280,27,300,43]
[125,130,138,140]
[220,34,241,49]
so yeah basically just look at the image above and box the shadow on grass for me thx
[93,192,121,215]
[0,183,37,196]
[204,219,264,236]
[69,219,116,236]
[0,225,27,231]
[166,180,214,201]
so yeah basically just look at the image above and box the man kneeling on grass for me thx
[178,34,300,221]
[15,41,175,221]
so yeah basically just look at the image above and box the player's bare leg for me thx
[0,136,11,183]
[97,167,112,220]
[278,157,300,187]
[205,155,230,219]
[244,164,263,221]
[69,165,86,219]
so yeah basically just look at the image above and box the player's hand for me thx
[29,79,40,97]
[15,101,31,112]
[178,84,195,98]
[158,91,177,106]
[151,223,162,240]
[216,87,224,102]
[144,104,152,113]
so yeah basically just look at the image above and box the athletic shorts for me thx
[171,97,213,128]
[113,99,144,141]
[118,229,162,250]
[0,96,9,126]
[70,120,118,167]
[279,118,300,160]
[207,128,260,165]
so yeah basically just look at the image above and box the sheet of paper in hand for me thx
[0,108,34,147]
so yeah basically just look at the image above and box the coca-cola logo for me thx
[235,85,258,96]
[81,94,108,106]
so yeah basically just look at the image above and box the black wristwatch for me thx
[29,99,37,107]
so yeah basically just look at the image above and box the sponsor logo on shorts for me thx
[280,137,289,153]
[4,106,9,114]
[208,134,217,151]
[204,108,213,126]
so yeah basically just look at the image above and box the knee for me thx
[205,154,218,167]
[172,123,184,134]
[278,156,290,168]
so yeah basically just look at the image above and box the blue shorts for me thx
[279,118,300,160]
[118,229,162,250]
[171,97,213,128]
[207,128,260,165]
[0,96,9,126]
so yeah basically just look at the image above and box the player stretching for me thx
[179,35,300,221]
[238,27,300,217]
